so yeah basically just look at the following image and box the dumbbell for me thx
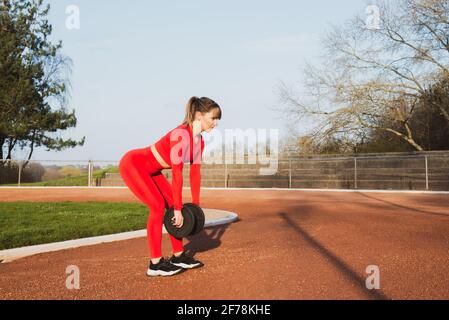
[184,203,205,235]
[164,203,205,238]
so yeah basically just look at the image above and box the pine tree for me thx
[0,0,84,164]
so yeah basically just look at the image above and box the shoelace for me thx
[174,252,196,263]
[173,252,186,260]
[152,257,170,267]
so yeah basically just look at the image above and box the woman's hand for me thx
[172,210,184,228]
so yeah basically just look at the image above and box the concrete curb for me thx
[0,209,239,264]
[1,186,448,194]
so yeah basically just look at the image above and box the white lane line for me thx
[1,186,448,194]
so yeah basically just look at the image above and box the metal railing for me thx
[1,151,449,191]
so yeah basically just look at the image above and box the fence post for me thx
[425,155,429,191]
[354,157,358,189]
[289,159,292,189]
[88,160,92,187]
[18,160,23,187]
[224,163,228,188]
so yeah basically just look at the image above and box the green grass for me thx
[0,201,149,250]
[2,166,119,187]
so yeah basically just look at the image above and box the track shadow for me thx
[184,223,231,256]
[356,192,449,218]
[279,212,390,300]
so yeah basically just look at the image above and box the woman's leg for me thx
[151,172,184,255]
[119,152,166,260]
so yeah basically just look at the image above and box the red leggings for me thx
[119,147,183,259]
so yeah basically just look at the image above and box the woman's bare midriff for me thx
[150,145,171,169]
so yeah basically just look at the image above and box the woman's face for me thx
[196,109,220,133]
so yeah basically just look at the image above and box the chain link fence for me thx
[1,151,449,191]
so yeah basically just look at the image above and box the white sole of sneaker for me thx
[146,268,183,277]
[171,262,203,269]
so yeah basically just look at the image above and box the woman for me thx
[119,96,222,277]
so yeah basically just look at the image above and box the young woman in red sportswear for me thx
[119,97,222,277]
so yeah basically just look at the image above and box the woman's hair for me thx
[182,96,222,126]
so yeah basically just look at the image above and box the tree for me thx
[278,0,449,152]
[409,72,449,150]
[0,0,84,165]
[21,161,45,182]
[58,165,81,177]
[356,72,449,152]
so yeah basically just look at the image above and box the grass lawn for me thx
[0,201,150,250]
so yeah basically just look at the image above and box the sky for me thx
[21,0,371,162]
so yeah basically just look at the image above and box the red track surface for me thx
[0,188,449,299]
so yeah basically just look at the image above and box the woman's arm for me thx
[171,162,184,211]
[190,136,204,206]
[190,163,201,205]
[170,128,190,211]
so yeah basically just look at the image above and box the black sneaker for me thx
[169,252,204,269]
[146,257,183,277]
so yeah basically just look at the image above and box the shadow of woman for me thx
[183,223,230,256]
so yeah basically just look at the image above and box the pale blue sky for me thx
[25,0,370,161]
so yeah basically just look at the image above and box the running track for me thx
[0,188,448,299]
